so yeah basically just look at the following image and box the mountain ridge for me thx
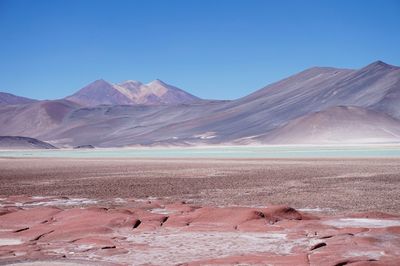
[0,60,399,147]
[0,136,57,149]
[66,78,201,106]
[0,92,37,105]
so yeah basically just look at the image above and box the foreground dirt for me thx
[0,158,400,213]
[1,158,400,265]
[0,196,400,265]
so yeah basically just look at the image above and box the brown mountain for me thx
[190,60,400,143]
[65,79,201,106]
[0,60,399,147]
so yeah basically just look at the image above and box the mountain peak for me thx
[89,79,113,87]
[65,79,134,106]
[66,78,201,106]
[147,79,168,87]
[371,60,389,66]
[364,60,395,70]
[0,92,37,105]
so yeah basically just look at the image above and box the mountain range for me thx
[0,60,399,148]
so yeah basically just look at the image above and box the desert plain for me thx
[1,156,400,265]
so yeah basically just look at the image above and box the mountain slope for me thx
[255,106,400,144]
[171,60,400,143]
[0,136,57,149]
[45,102,224,147]
[0,100,79,140]
[65,79,133,106]
[66,79,201,106]
[119,79,201,105]
[0,92,37,105]
[0,60,399,147]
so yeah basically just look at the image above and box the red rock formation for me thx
[0,196,399,265]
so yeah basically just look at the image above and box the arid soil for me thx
[0,196,400,265]
[1,157,400,265]
[1,158,400,213]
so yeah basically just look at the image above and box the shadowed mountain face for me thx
[65,79,133,106]
[0,136,56,149]
[66,79,201,106]
[0,60,399,147]
[0,92,37,105]
[0,100,79,138]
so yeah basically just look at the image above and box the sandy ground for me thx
[1,157,400,214]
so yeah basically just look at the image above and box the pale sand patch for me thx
[113,230,307,265]
[298,207,334,212]
[0,238,23,246]
[343,250,385,260]
[324,218,400,228]
[150,208,176,215]
[6,262,101,266]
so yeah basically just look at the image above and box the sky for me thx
[0,0,399,100]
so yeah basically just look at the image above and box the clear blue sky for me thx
[0,0,399,100]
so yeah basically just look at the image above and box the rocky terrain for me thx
[1,151,400,265]
[0,60,399,147]
[1,157,400,214]
[0,195,399,265]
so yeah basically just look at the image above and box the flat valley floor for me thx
[1,157,400,213]
[1,157,400,265]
